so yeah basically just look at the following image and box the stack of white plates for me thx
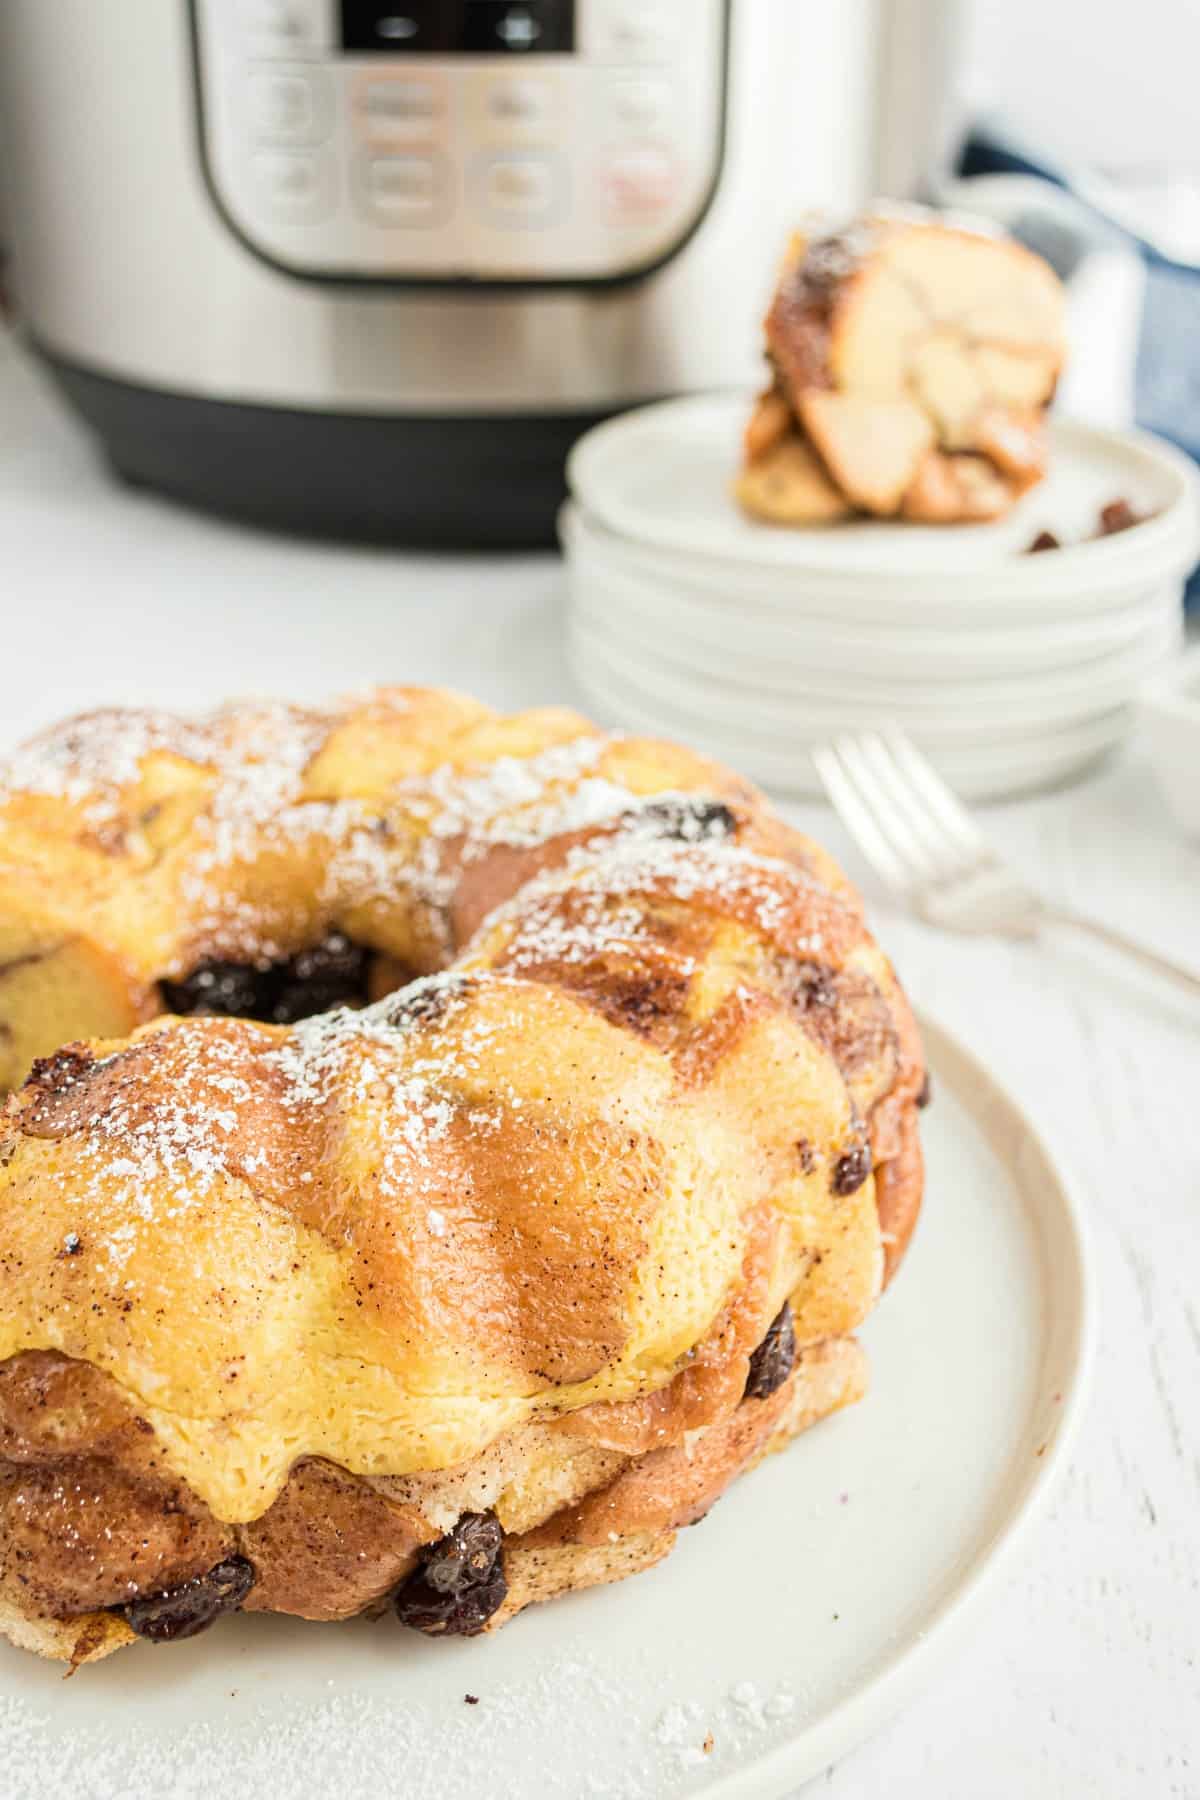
[563,394,1200,800]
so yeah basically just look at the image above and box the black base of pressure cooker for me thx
[39,346,613,549]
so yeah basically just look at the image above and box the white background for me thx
[962,0,1200,174]
[1,334,1198,1795]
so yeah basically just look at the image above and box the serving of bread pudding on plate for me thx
[0,688,925,1663]
[737,209,1066,526]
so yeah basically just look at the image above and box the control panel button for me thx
[246,69,331,143]
[583,3,676,63]
[467,70,563,140]
[248,0,328,55]
[486,76,556,127]
[356,76,446,138]
[357,151,452,224]
[608,75,673,134]
[476,150,565,226]
[601,145,678,221]
[251,148,335,221]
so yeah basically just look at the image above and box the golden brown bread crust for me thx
[733,410,853,525]
[0,689,815,1084]
[738,209,1065,526]
[492,1335,867,1626]
[0,1338,867,1661]
[0,686,924,1659]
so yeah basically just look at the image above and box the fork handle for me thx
[1041,907,1200,998]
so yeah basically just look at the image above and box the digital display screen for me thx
[340,1,575,54]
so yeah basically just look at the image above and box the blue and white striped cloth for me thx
[951,125,1200,606]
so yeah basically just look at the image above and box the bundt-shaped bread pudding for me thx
[736,209,1066,526]
[0,688,925,1664]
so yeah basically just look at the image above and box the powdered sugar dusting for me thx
[269,988,470,1197]
[2,695,821,980]
[31,1027,265,1276]
[15,791,833,1264]
[479,828,827,970]
[167,704,381,963]
[421,737,625,851]
[2,703,643,966]
[2,698,369,961]
[394,737,635,947]
[42,964,569,1273]
[0,702,338,833]
[0,1638,807,1800]
[0,709,213,819]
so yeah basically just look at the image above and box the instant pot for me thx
[0,1,961,544]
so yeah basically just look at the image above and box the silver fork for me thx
[813,731,1200,999]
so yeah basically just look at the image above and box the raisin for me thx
[162,962,268,1019]
[393,1512,506,1637]
[162,935,371,1025]
[1027,529,1060,553]
[270,934,371,1023]
[123,1556,255,1643]
[1096,498,1141,537]
[639,798,737,843]
[744,1302,796,1400]
[832,1142,872,1195]
[916,1071,933,1109]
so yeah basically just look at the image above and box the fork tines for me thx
[812,732,998,902]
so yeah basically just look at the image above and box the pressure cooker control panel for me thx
[191,0,728,281]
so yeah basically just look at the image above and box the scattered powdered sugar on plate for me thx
[0,1639,807,1800]
[646,1680,803,1781]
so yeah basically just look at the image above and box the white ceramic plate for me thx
[0,1017,1092,1800]
[566,540,1176,676]
[567,393,1200,593]
[570,605,1178,730]
[560,495,1194,623]
[572,612,1173,738]
[568,643,1123,802]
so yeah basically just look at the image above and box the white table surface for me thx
[2,332,1198,1800]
